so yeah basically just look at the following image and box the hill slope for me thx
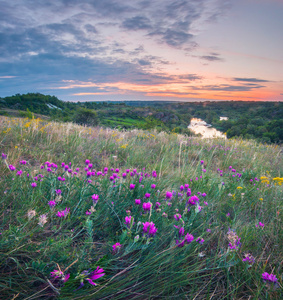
[0,117,282,299]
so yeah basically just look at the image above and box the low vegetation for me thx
[0,116,282,299]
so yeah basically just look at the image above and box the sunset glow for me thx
[0,0,282,102]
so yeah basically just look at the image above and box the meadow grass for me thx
[0,116,282,299]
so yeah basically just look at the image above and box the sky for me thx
[0,0,283,102]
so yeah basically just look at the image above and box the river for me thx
[188,118,226,139]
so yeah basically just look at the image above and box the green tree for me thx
[73,108,99,126]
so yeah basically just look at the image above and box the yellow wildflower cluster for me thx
[237,186,243,190]
[121,144,128,149]
[260,176,270,184]
[2,127,11,134]
[273,177,283,186]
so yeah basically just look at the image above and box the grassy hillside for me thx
[0,116,282,299]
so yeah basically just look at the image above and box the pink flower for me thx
[135,199,141,205]
[174,213,182,221]
[48,200,56,208]
[56,208,70,218]
[91,194,99,203]
[166,191,173,199]
[86,267,105,286]
[143,202,152,211]
[112,242,121,252]
[262,272,278,283]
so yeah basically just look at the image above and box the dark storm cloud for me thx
[233,77,270,83]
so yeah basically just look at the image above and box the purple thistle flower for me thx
[85,267,105,286]
[144,193,151,198]
[196,237,204,244]
[166,191,173,199]
[85,159,90,165]
[50,269,63,279]
[56,189,62,195]
[151,184,156,189]
[202,193,207,197]
[180,185,184,191]
[56,207,70,218]
[86,211,91,215]
[9,165,16,171]
[242,253,255,264]
[142,222,157,236]
[262,272,278,283]
[16,170,23,176]
[112,242,121,252]
[48,200,56,208]
[176,239,185,247]
[155,202,161,209]
[122,173,127,178]
[124,216,133,227]
[185,233,194,244]
[20,160,27,165]
[186,189,191,197]
[178,227,185,237]
[91,194,99,203]
[200,160,204,165]
[135,199,141,205]
[174,213,182,221]
[1,153,7,160]
[143,202,152,211]
[129,184,135,190]
[31,182,37,188]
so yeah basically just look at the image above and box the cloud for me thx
[0,0,232,99]
[199,53,224,62]
[122,16,152,30]
[191,84,265,92]
[233,77,270,83]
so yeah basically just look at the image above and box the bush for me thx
[73,107,98,126]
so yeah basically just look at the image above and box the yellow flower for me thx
[237,186,243,190]
[15,146,18,149]
[259,198,263,201]
[121,144,128,149]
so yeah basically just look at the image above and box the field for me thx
[0,116,282,299]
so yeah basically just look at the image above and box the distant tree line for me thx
[0,93,282,143]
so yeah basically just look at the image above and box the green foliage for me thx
[73,107,99,126]
[19,108,34,119]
